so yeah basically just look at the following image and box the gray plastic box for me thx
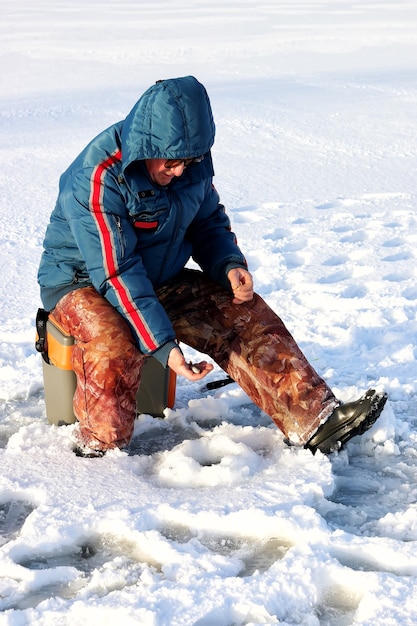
[42,318,175,426]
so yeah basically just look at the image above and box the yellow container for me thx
[42,317,77,426]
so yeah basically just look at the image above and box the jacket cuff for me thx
[151,340,181,367]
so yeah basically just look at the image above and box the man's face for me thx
[145,159,186,186]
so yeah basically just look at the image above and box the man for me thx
[38,76,387,457]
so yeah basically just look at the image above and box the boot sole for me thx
[306,389,388,454]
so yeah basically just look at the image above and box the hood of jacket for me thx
[121,75,216,171]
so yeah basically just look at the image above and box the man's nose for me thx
[171,163,185,176]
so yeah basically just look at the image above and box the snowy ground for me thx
[1,1,417,624]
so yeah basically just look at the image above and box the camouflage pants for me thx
[52,269,337,451]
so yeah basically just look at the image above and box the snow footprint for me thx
[199,534,292,577]
[272,237,308,270]
[380,233,415,282]
[159,524,292,577]
[0,499,34,547]
[317,267,351,284]
[4,534,160,611]
[340,230,367,244]
[315,584,361,624]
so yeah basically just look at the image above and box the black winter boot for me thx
[73,445,106,458]
[305,389,388,455]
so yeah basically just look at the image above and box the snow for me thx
[1,0,417,623]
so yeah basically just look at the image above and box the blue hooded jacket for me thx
[38,76,246,364]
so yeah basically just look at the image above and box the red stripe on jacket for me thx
[90,150,158,352]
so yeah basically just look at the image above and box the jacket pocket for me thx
[112,215,126,257]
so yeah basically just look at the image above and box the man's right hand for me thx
[227,267,254,304]
[167,347,213,380]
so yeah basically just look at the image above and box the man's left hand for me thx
[167,346,213,381]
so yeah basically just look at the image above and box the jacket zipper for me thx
[156,192,181,284]
[113,215,125,256]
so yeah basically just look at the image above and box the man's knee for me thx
[54,287,135,347]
